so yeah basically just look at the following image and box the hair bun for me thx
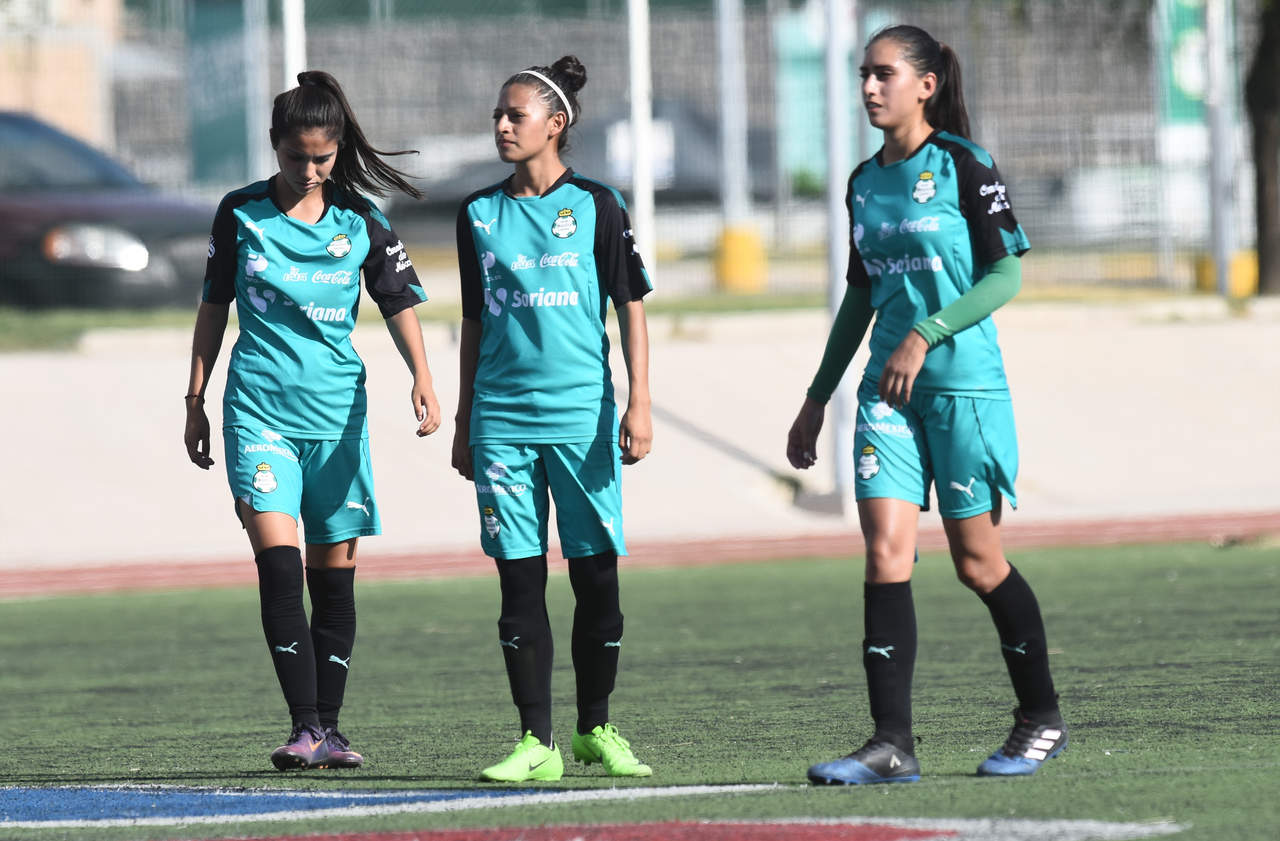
[551,55,587,94]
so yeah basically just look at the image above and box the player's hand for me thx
[412,377,441,437]
[451,422,474,480]
[184,403,215,469]
[879,331,928,408]
[786,397,825,470]
[619,402,652,465]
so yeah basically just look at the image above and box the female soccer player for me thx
[452,55,653,783]
[787,25,1067,784]
[183,71,441,770]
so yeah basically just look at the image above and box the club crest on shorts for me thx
[326,234,352,258]
[482,506,501,539]
[912,171,937,204]
[252,462,278,493]
[857,445,880,480]
[551,208,577,238]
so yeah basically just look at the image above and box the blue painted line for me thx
[0,785,522,823]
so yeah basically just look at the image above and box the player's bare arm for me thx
[385,307,441,437]
[183,301,230,469]
[451,317,481,480]
[616,299,651,465]
[786,397,825,470]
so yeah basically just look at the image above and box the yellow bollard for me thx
[713,226,767,293]
[1195,251,1259,298]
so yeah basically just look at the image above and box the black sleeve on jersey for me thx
[457,199,485,321]
[844,165,872,289]
[945,139,1029,266]
[589,187,651,307]
[202,196,240,304]
[353,202,426,319]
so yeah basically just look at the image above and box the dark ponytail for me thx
[502,55,588,151]
[869,25,970,139]
[270,70,422,200]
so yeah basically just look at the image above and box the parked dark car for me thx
[0,111,213,308]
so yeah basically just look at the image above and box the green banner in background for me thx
[187,0,248,185]
[1155,0,1207,125]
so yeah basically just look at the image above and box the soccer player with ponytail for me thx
[184,71,441,770]
[787,25,1068,784]
[453,55,653,783]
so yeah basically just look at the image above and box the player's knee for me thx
[568,552,619,602]
[952,555,1005,593]
[256,545,304,613]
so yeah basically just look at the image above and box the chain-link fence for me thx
[4,0,1265,293]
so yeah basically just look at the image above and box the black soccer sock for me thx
[306,566,356,731]
[863,580,916,752]
[979,564,1060,720]
[496,555,554,746]
[256,545,319,728]
[567,552,623,734]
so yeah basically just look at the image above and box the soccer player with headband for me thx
[452,55,654,784]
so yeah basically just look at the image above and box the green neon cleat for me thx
[479,731,563,782]
[571,723,652,777]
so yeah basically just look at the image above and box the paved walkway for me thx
[2,294,1278,592]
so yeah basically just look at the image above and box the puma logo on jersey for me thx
[245,220,266,239]
[600,517,616,536]
[346,498,371,516]
[950,477,977,498]
[474,218,497,235]
[855,190,870,207]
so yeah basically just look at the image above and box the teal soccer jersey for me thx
[457,169,651,443]
[203,179,427,438]
[847,131,1029,395]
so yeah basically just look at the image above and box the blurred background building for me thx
[0,0,1265,295]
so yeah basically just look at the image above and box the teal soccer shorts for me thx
[471,438,626,560]
[224,426,381,544]
[852,380,1018,519]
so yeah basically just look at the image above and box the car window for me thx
[0,116,143,192]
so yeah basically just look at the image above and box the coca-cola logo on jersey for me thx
[311,270,354,285]
[510,252,580,271]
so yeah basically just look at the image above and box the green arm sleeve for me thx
[912,255,1022,347]
[806,284,874,404]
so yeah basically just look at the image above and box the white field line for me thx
[0,785,1188,838]
[1,783,779,828]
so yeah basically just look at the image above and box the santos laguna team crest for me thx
[253,462,278,493]
[857,445,880,480]
[551,208,577,238]
[912,171,937,204]
[326,234,352,258]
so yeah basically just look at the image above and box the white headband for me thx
[517,70,574,125]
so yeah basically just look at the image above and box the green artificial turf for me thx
[1,541,1276,840]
